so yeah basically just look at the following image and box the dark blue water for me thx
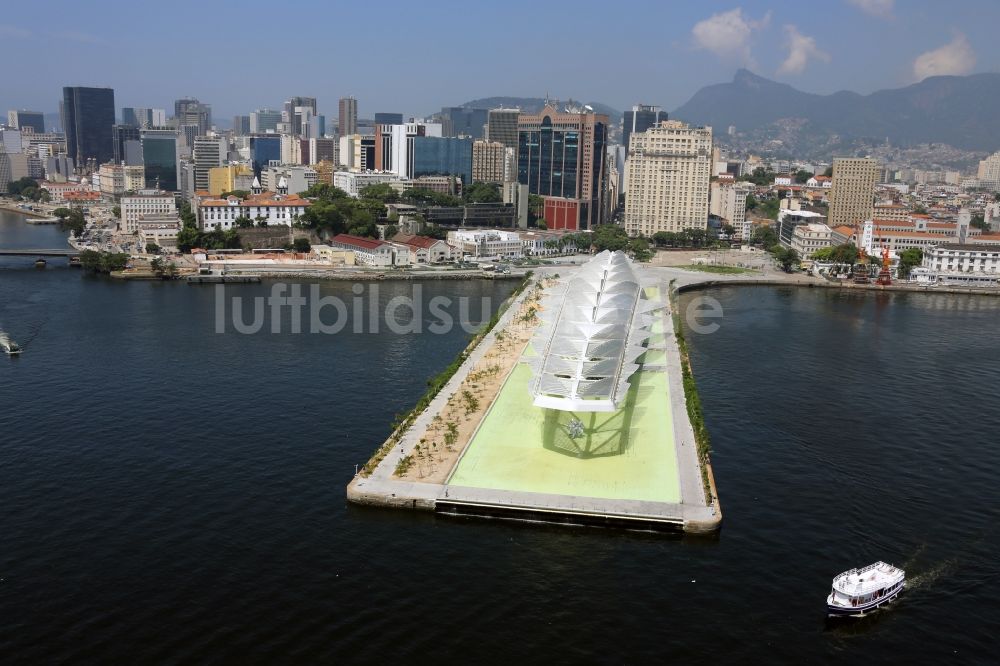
[2,210,998,662]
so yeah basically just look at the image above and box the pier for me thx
[347,255,722,534]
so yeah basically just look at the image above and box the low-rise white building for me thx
[121,191,177,234]
[922,244,1000,275]
[332,170,401,197]
[329,234,410,266]
[518,230,581,256]
[447,229,523,259]
[391,234,452,263]
[197,186,310,231]
[790,222,834,258]
[137,215,182,251]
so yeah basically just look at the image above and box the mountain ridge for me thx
[672,69,1000,153]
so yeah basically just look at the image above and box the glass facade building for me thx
[113,125,143,166]
[140,129,179,191]
[517,106,608,230]
[622,105,665,154]
[250,136,281,176]
[518,118,580,199]
[412,136,473,184]
[439,107,488,139]
[374,113,403,125]
[62,86,115,166]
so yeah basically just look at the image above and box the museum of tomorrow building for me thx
[528,250,660,412]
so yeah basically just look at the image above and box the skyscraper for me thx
[284,97,317,136]
[517,105,608,230]
[439,107,488,139]
[112,125,143,166]
[338,97,357,138]
[486,108,519,151]
[622,104,665,154]
[250,109,282,134]
[7,110,45,133]
[374,112,403,125]
[829,158,879,228]
[232,115,251,135]
[174,98,212,135]
[249,135,281,175]
[62,86,115,167]
[412,136,473,184]
[192,136,226,192]
[121,107,140,128]
[472,140,507,185]
[623,120,712,236]
[140,127,180,191]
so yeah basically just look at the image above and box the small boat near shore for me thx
[827,561,905,617]
[35,257,47,268]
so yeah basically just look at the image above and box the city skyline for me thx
[2,0,999,121]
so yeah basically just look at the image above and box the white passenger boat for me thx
[827,561,905,617]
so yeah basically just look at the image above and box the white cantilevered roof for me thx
[527,250,659,412]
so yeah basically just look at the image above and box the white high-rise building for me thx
[977,151,1000,189]
[192,136,226,192]
[389,122,442,178]
[250,109,282,134]
[710,180,756,241]
[624,120,712,236]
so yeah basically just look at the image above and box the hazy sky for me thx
[2,0,998,122]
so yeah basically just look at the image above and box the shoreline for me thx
[0,202,51,219]
[671,276,1000,298]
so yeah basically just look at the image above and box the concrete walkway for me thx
[350,272,544,496]
[653,271,717,526]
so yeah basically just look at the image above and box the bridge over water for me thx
[0,249,79,257]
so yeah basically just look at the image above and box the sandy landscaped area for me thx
[393,280,550,484]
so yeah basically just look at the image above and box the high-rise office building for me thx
[623,120,712,236]
[249,135,281,175]
[142,108,167,127]
[472,140,507,184]
[374,122,443,177]
[125,108,166,128]
[250,109,282,134]
[517,105,608,230]
[112,125,143,166]
[829,158,879,228]
[338,134,375,171]
[412,136,473,184]
[338,97,357,138]
[7,110,45,133]
[439,107,488,139]
[284,97,317,136]
[62,86,116,167]
[486,108,519,151]
[192,136,226,192]
[174,98,212,135]
[622,104,665,154]
[232,115,251,135]
[140,128,180,191]
[374,112,403,125]
[121,107,140,128]
[709,180,756,241]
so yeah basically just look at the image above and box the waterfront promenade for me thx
[347,262,724,533]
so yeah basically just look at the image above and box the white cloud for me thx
[0,24,33,39]
[777,25,830,75]
[913,32,976,80]
[691,8,771,67]
[53,30,108,46]
[846,0,894,18]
